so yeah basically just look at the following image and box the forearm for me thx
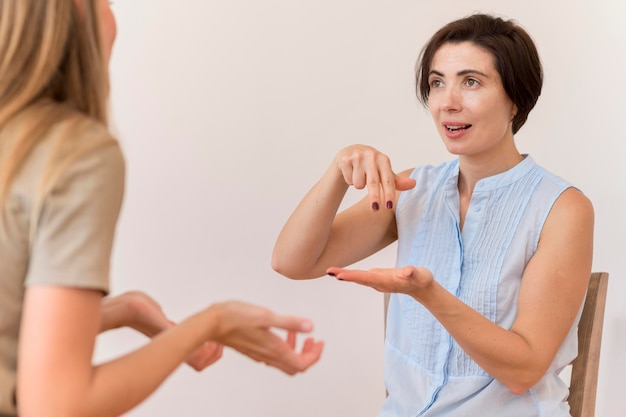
[272,164,349,279]
[418,284,546,394]
[84,309,216,417]
[20,304,217,417]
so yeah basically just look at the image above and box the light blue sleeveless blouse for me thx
[380,156,580,417]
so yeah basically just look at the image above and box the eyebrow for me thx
[429,69,489,78]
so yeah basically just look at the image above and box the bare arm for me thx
[329,188,594,394]
[272,144,415,279]
[18,288,324,417]
[100,291,224,371]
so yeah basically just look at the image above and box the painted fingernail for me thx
[327,272,336,276]
[386,201,393,209]
[372,202,380,211]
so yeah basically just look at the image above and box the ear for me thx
[510,103,518,121]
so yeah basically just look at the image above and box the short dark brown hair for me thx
[416,14,542,134]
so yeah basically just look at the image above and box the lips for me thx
[444,124,472,132]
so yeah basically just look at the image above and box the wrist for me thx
[322,162,350,195]
[125,293,165,337]
[409,270,439,306]
[189,304,222,343]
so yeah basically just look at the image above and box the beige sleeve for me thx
[25,142,126,294]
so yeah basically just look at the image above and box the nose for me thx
[440,86,462,112]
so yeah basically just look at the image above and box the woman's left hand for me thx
[327,265,434,298]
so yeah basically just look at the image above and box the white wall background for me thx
[97,0,626,416]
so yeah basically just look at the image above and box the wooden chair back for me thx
[568,271,609,417]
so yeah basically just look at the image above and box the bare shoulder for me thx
[538,187,594,257]
[547,187,594,229]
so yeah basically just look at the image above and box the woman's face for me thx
[427,41,517,159]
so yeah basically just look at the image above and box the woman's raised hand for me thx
[272,144,415,280]
[101,294,324,375]
[334,145,416,211]
[207,301,324,375]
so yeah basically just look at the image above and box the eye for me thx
[430,79,444,88]
[465,78,479,87]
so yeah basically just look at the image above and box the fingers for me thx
[260,337,324,376]
[337,145,407,212]
[326,266,344,278]
[100,291,167,334]
[263,314,314,334]
[367,154,393,211]
[301,337,324,360]
[286,330,297,350]
[326,266,366,281]
[210,301,323,375]
[328,265,435,297]
[401,265,415,279]
[395,176,417,191]
[327,266,405,292]
[330,268,382,291]
[229,334,323,376]
[186,342,224,371]
[214,301,314,335]
[293,338,324,371]
[361,149,394,211]
[227,326,322,375]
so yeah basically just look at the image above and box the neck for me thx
[457,148,523,197]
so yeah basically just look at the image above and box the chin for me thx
[442,144,468,156]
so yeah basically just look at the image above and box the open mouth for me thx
[445,124,472,132]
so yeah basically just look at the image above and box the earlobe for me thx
[511,104,518,121]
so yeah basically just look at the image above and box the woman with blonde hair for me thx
[0,1,323,416]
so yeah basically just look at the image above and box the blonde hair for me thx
[0,0,116,234]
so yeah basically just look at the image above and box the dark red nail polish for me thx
[327,272,336,276]
[372,202,380,211]
[386,201,393,209]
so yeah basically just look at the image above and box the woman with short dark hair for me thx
[273,13,593,417]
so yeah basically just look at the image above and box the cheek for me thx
[102,9,117,50]
[97,1,117,60]
[426,91,442,114]
[473,93,508,119]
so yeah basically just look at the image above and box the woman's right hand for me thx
[207,301,324,375]
[334,144,416,211]
[272,144,415,279]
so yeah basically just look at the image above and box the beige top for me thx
[0,119,125,415]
